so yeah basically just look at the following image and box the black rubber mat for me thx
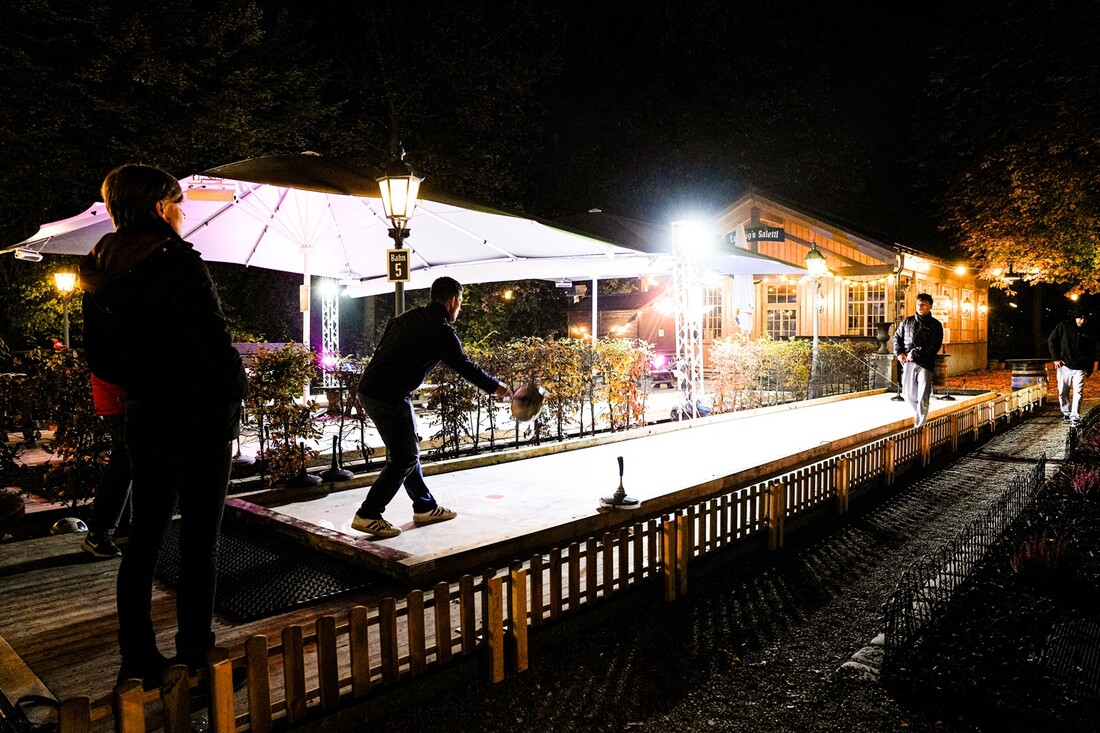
[156,520,376,622]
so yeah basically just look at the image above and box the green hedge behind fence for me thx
[1,335,879,500]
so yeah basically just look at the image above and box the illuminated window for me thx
[702,285,723,340]
[765,283,797,339]
[846,280,887,336]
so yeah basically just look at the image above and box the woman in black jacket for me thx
[81,164,247,686]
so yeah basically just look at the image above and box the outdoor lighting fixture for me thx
[184,177,236,202]
[962,298,973,318]
[503,289,514,300]
[954,265,967,276]
[555,279,572,289]
[670,219,711,255]
[978,301,988,318]
[803,242,829,279]
[804,242,829,399]
[53,271,77,347]
[1002,265,1021,283]
[13,248,44,262]
[377,150,423,314]
[1068,293,1080,302]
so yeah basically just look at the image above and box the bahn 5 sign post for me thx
[387,248,410,283]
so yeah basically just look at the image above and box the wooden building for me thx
[564,190,989,375]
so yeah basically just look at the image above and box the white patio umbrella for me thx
[4,154,804,341]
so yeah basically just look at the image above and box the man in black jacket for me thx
[893,293,944,429]
[353,277,511,539]
[82,164,247,687]
[1047,307,1095,427]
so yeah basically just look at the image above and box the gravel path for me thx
[365,402,1072,733]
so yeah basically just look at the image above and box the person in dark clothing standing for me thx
[893,293,944,429]
[353,277,511,539]
[81,164,247,687]
[1047,307,1095,427]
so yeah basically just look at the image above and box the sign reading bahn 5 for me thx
[387,249,411,282]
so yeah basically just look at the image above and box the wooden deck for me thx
[0,386,1048,733]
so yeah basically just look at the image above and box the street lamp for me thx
[804,243,828,399]
[53,271,77,347]
[376,151,423,315]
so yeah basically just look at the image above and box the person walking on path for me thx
[893,293,944,429]
[1047,307,1095,427]
[80,373,131,559]
[353,276,511,539]
[81,164,247,687]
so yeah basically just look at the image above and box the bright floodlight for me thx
[670,219,711,255]
[803,243,828,278]
[53,271,77,294]
[319,279,340,298]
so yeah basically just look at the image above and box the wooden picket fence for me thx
[54,386,1044,733]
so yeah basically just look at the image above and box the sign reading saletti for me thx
[744,226,785,242]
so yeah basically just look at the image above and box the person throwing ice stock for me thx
[352,277,511,539]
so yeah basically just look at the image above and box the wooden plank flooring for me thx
[0,533,399,706]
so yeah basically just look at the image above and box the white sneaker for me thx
[350,515,401,538]
[412,506,457,525]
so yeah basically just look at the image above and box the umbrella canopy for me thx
[6,154,803,295]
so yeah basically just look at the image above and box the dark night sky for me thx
[492,2,953,252]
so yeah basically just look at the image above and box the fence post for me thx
[209,659,235,733]
[676,514,690,596]
[281,624,307,722]
[317,615,340,709]
[920,425,931,467]
[835,456,850,515]
[245,635,272,733]
[662,516,678,601]
[484,572,505,683]
[950,413,959,453]
[112,679,145,733]
[348,605,372,697]
[406,591,427,677]
[884,438,896,486]
[58,697,91,733]
[508,562,529,673]
[767,481,785,550]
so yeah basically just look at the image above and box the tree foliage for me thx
[929,0,1100,292]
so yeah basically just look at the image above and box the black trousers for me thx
[90,413,131,536]
[117,419,232,667]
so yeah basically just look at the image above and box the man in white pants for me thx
[893,293,945,429]
[1047,308,1095,428]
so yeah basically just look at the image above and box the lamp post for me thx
[804,243,828,400]
[53,271,77,347]
[376,152,423,315]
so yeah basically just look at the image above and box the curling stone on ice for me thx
[510,380,547,422]
[601,456,640,509]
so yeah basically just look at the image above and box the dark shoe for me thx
[1063,415,1072,423]
[82,532,122,559]
[117,653,172,690]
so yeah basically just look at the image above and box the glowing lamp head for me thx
[803,243,828,279]
[376,153,423,226]
[53,271,77,295]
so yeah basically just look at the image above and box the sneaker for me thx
[82,532,122,559]
[1063,415,1072,423]
[412,506,457,525]
[350,515,401,538]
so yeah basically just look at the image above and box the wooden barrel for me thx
[933,354,949,387]
[1009,360,1048,390]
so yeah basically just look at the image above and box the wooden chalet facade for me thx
[565,190,989,376]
